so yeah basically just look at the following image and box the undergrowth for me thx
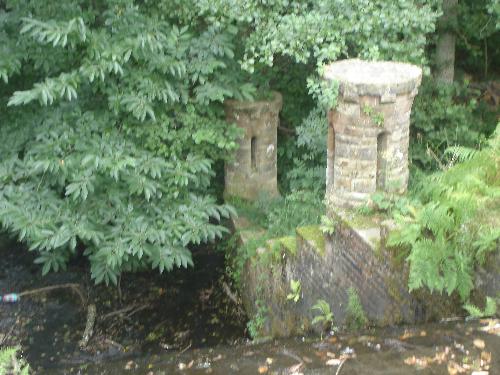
[0,347,29,375]
[388,123,500,313]
[346,287,369,330]
[225,191,323,288]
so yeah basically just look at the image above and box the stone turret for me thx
[224,92,282,201]
[323,59,422,208]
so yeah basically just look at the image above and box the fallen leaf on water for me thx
[258,365,268,373]
[404,355,431,369]
[326,352,336,358]
[124,360,136,370]
[302,356,313,363]
[399,330,417,340]
[471,372,488,375]
[178,362,186,370]
[326,358,342,366]
[479,320,500,335]
[266,357,273,365]
[447,360,466,374]
[481,351,491,364]
[357,335,376,343]
[230,364,240,371]
[473,339,485,350]
[404,356,416,365]
[315,351,326,360]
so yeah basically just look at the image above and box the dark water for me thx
[0,235,246,373]
[71,319,500,374]
[1,235,499,374]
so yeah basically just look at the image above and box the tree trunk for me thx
[435,0,458,84]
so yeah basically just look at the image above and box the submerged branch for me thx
[19,283,86,306]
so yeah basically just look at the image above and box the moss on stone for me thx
[227,197,268,228]
[296,225,325,256]
[333,208,383,230]
[278,236,297,256]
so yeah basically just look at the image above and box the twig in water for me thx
[335,358,347,375]
[79,304,97,349]
[102,304,139,320]
[179,342,192,355]
[102,303,151,323]
[440,316,462,323]
[222,282,239,305]
[0,324,16,346]
[221,281,245,315]
[281,348,304,364]
[104,338,124,351]
[19,283,86,306]
[125,304,151,318]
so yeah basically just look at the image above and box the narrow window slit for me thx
[251,136,257,171]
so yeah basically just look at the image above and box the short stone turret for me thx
[323,59,422,208]
[224,92,282,200]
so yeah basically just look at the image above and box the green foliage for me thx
[225,191,323,289]
[346,287,368,330]
[311,299,336,333]
[455,0,500,76]
[463,297,498,318]
[320,215,337,236]
[362,192,412,217]
[388,124,500,302]
[251,191,324,238]
[362,105,384,127]
[489,0,500,30]
[286,279,301,303]
[286,107,328,193]
[0,0,249,284]
[247,299,268,339]
[199,0,440,69]
[0,347,29,375]
[410,80,497,171]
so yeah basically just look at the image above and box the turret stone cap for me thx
[225,91,283,112]
[324,59,422,99]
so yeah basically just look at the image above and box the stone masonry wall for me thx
[284,218,416,329]
[233,213,419,338]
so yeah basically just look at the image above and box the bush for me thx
[389,124,500,304]
[410,80,497,172]
[0,0,247,284]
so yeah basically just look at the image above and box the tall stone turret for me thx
[323,59,422,208]
[224,92,282,201]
